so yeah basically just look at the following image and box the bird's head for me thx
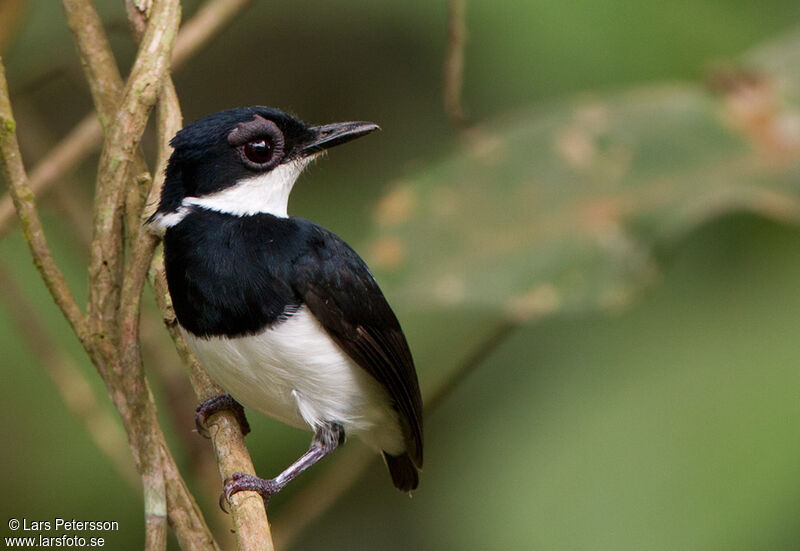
[148,106,379,228]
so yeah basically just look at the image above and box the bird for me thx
[147,106,423,506]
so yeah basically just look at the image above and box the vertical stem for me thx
[444,0,468,127]
[0,58,88,341]
[0,112,100,238]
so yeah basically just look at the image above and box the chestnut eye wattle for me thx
[244,139,273,164]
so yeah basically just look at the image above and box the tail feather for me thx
[383,452,419,491]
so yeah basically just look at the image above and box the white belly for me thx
[182,306,404,454]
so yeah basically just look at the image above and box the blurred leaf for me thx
[366,29,800,324]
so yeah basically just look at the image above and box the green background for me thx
[2,1,800,549]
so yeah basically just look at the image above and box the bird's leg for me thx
[195,393,251,438]
[220,422,344,510]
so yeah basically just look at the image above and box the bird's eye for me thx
[243,139,273,164]
[228,115,285,170]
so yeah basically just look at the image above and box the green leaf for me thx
[366,31,800,322]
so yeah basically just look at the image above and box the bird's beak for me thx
[301,121,380,155]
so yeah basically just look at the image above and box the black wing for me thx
[292,222,423,467]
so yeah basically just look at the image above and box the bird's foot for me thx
[219,472,282,511]
[194,393,250,438]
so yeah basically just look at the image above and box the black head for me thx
[149,106,379,224]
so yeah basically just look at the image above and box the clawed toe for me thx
[219,472,282,512]
[195,393,250,438]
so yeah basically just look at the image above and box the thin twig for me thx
[443,0,468,127]
[0,113,99,238]
[161,451,221,551]
[12,100,94,246]
[273,320,517,549]
[117,67,182,444]
[0,58,88,342]
[137,2,273,545]
[61,0,125,131]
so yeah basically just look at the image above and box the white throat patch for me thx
[184,159,308,219]
[147,207,193,233]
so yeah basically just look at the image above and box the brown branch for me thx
[273,320,516,550]
[115,56,191,551]
[63,0,267,547]
[162,451,221,551]
[130,2,273,546]
[0,59,88,341]
[117,62,182,435]
[443,0,468,127]
[86,3,181,550]
[61,0,155,241]
[7,0,265,546]
[61,0,125,131]
[4,4,218,549]
[1,45,210,549]
[85,0,176,339]
[57,2,183,550]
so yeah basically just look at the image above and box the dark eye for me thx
[243,139,273,164]
[228,115,285,170]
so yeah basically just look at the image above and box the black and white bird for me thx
[148,106,422,505]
